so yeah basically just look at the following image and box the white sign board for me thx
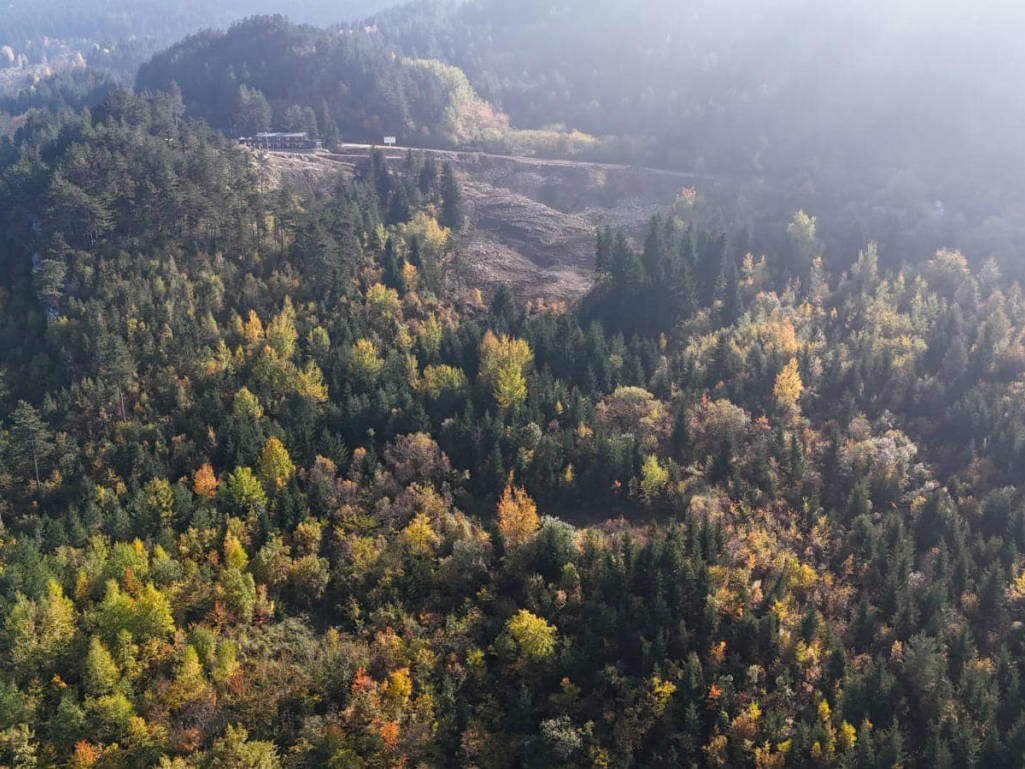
[383,136,397,146]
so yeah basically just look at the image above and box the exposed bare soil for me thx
[256,145,698,302]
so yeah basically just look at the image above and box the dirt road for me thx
[328,143,730,184]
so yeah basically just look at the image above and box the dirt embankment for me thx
[451,153,687,302]
[252,151,348,195]
[257,146,697,302]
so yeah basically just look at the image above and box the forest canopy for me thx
[4,0,1025,765]
[135,16,510,147]
[1,88,1025,767]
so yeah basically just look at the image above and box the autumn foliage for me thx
[497,480,539,547]
[1,90,1024,768]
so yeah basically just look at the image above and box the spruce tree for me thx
[714,253,743,327]
[387,184,411,225]
[9,401,53,486]
[440,162,465,230]
[418,153,439,195]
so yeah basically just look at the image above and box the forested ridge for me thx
[363,0,1025,184]
[4,89,1025,769]
[0,0,392,70]
[135,16,510,150]
[0,1,393,125]
[356,0,1025,274]
[116,3,1025,284]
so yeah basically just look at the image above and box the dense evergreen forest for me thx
[2,88,1025,768]
[134,16,510,149]
[0,1,392,121]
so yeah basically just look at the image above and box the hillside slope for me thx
[136,15,509,147]
[359,0,1025,274]
[7,89,1025,769]
[260,145,697,300]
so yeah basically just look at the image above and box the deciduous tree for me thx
[497,481,539,548]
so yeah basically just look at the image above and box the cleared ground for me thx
[257,145,712,301]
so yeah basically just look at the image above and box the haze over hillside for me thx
[124,0,1025,276]
[359,0,1025,260]
[136,16,510,149]
[2,0,391,51]
[367,0,1025,178]
[0,0,396,112]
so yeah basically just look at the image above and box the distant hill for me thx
[0,1,398,112]
[1,0,393,56]
[363,0,1025,184]
[128,1,1025,272]
[353,0,1025,267]
[136,15,510,148]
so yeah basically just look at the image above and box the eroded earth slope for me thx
[262,146,700,301]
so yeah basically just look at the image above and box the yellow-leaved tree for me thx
[403,513,440,555]
[6,580,76,680]
[257,437,295,494]
[497,480,539,548]
[419,364,467,399]
[296,359,329,403]
[773,357,803,412]
[639,454,669,502]
[266,296,297,359]
[366,282,402,327]
[505,609,557,662]
[142,477,174,530]
[350,338,384,384]
[232,387,264,421]
[479,331,533,410]
[243,309,264,346]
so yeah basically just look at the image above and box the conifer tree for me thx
[439,162,465,230]
[714,252,743,327]
[9,401,52,485]
[85,637,120,697]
